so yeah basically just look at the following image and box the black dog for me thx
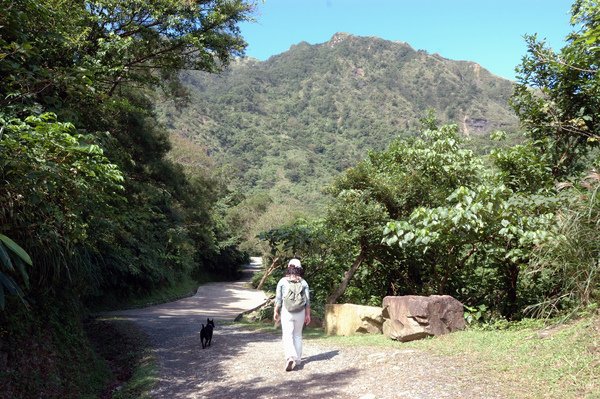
[200,318,215,349]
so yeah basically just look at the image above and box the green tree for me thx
[318,125,485,305]
[0,1,255,395]
[511,0,600,178]
[383,184,556,318]
[279,124,561,317]
[490,140,554,193]
[323,190,390,304]
[330,124,482,219]
[0,0,254,112]
[507,0,600,317]
[0,113,124,294]
[256,220,315,289]
[0,0,256,300]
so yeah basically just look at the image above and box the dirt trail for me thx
[103,258,508,399]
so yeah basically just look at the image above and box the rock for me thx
[325,303,383,336]
[382,295,465,342]
[382,319,430,342]
[465,117,490,132]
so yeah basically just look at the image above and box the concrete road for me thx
[104,257,268,322]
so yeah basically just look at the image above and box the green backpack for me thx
[283,279,306,312]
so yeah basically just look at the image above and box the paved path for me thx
[102,257,269,397]
[105,257,267,322]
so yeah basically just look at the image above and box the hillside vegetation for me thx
[247,1,599,325]
[158,33,520,251]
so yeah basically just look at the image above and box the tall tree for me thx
[509,0,600,316]
[321,125,484,304]
[0,0,254,112]
[511,0,600,178]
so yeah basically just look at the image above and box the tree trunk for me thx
[504,262,520,319]
[326,251,366,304]
[257,256,280,290]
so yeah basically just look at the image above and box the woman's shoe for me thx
[285,358,294,371]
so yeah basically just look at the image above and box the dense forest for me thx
[0,1,255,397]
[1,0,599,397]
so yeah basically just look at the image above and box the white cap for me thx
[288,258,302,268]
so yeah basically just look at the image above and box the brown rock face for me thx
[382,295,465,342]
[325,304,384,336]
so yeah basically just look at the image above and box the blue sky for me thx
[239,0,575,80]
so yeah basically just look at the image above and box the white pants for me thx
[281,307,305,362]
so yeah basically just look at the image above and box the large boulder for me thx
[325,304,384,336]
[382,295,465,342]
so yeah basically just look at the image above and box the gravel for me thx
[145,323,508,399]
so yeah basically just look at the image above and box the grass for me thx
[236,315,600,399]
[90,275,215,312]
[123,278,202,309]
[112,351,156,399]
[86,318,158,399]
[407,316,600,399]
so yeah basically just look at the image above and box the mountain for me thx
[157,33,520,249]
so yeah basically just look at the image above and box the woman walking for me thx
[273,258,311,371]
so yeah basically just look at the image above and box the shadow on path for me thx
[302,350,339,365]
[200,366,360,399]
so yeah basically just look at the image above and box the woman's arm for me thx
[274,279,284,322]
[304,280,311,325]
[304,304,311,325]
